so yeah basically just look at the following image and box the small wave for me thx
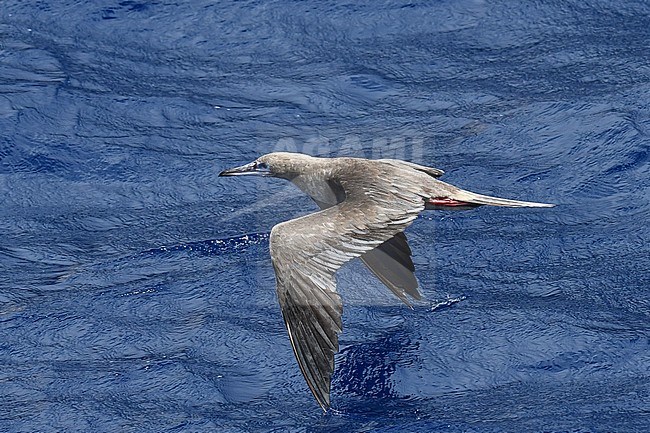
[430,295,466,312]
[146,233,269,256]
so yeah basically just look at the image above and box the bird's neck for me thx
[289,164,344,208]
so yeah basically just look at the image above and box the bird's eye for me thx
[256,162,269,170]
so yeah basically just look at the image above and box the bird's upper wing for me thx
[377,158,445,178]
[269,185,425,410]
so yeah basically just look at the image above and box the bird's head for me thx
[219,152,315,180]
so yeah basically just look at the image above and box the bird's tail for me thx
[427,188,554,209]
[452,189,554,207]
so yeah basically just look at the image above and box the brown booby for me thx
[219,152,553,411]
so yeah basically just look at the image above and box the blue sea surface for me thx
[1,1,649,432]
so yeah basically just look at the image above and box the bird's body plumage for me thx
[219,152,553,410]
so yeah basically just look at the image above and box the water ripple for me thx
[1,1,649,432]
[147,233,270,256]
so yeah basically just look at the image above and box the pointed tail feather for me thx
[426,178,554,209]
[447,189,554,208]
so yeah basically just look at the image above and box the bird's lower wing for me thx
[269,189,425,410]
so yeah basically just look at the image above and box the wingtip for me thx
[315,393,331,412]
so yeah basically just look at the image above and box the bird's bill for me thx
[218,161,270,177]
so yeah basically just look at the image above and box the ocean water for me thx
[1,1,649,432]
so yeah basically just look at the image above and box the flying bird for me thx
[219,152,553,411]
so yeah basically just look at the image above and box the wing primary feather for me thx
[284,300,333,409]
